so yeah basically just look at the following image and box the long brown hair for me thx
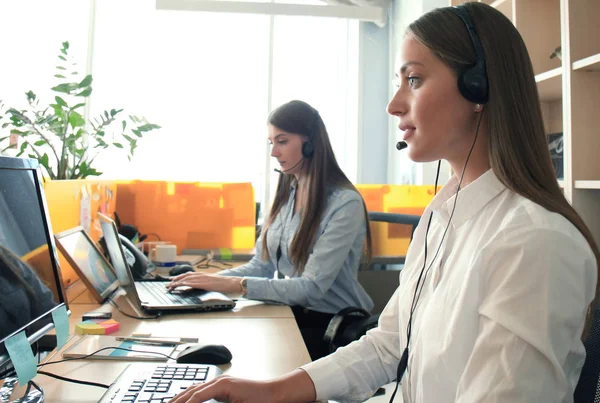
[0,245,40,314]
[262,100,372,273]
[408,2,600,336]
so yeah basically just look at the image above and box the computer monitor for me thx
[0,157,68,381]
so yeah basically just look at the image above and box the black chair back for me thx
[575,308,600,402]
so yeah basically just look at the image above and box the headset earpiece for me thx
[302,140,314,158]
[451,6,489,104]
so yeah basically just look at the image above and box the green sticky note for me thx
[219,248,232,261]
[4,331,37,386]
[51,305,69,349]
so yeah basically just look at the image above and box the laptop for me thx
[54,226,120,304]
[97,213,236,313]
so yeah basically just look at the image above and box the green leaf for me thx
[55,96,67,107]
[122,120,127,130]
[56,66,66,70]
[51,83,70,94]
[2,144,17,152]
[71,102,86,110]
[69,111,86,128]
[75,87,92,97]
[58,55,66,61]
[26,91,36,103]
[16,141,28,156]
[0,136,10,142]
[1,123,9,129]
[34,140,46,146]
[112,142,124,149]
[137,123,161,132]
[54,74,66,79]
[132,129,141,137]
[78,75,92,88]
[39,153,50,170]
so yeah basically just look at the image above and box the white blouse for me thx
[302,169,597,403]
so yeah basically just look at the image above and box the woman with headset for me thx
[170,3,600,403]
[167,99,374,360]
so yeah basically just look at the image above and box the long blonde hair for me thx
[262,100,372,273]
[408,2,600,335]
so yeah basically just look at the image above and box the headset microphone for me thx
[396,141,408,151]
[273,157,304,174]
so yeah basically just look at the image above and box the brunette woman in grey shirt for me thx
[168,100,373,359]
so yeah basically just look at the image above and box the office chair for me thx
[322,212,422,352]
[367,212,421,270]
[368,212,421,239]
[574,307,600,402]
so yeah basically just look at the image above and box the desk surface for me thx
[35,296,311,402]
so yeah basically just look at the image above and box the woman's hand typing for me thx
[165,272,240,294]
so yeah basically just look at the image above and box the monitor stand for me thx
[0,377,44,403]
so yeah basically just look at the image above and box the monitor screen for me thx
[0,157,67,369]
[55,227,119,303]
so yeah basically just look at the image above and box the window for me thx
[0,1,89,132]
[2,1,360,208]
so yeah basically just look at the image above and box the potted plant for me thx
[0,41,160,179]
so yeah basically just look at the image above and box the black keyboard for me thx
[137,281,203,305]
[99,363,221,403]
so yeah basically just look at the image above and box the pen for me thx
[116,337,184,345]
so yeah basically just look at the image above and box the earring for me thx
[475,104,482,111]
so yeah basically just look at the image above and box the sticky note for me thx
[4,331,37,386]
[51,305,69,349]
[219,248,232,261]
[75,319,120,335]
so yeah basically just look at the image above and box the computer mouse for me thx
[176,344,233,365]
[169,264,195,276]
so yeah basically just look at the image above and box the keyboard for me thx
[137,281,204,305]
[98,363,221,403]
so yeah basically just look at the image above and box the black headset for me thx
[450,5,489,105]
[389,6,489,402]
[301,109,319,158]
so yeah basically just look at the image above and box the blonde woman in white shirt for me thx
[169,3,600,403]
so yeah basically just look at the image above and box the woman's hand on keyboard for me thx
[168,370,317,403]
[165,272,240,294]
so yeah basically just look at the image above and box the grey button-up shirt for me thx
[220,185,374,314]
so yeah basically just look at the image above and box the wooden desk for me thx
[32,287,311,402]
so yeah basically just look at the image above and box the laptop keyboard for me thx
[137,281,203,305]
[100,363,220,403]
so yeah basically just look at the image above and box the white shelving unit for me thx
[449,0,600,244]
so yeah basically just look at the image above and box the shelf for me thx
[575,181,600,190]
[535,67,562,101]
[573,53,600,72]
[490,0,511,19]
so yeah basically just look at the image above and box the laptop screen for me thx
[97,213,142,306]
[55,228,118,301]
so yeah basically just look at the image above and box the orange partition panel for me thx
[356,184,436,257]
[115,181,255,253]
[44,180,118,287]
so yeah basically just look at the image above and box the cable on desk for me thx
[37,346,178,368]
[37,370,109,389]
[108,297,162,320]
